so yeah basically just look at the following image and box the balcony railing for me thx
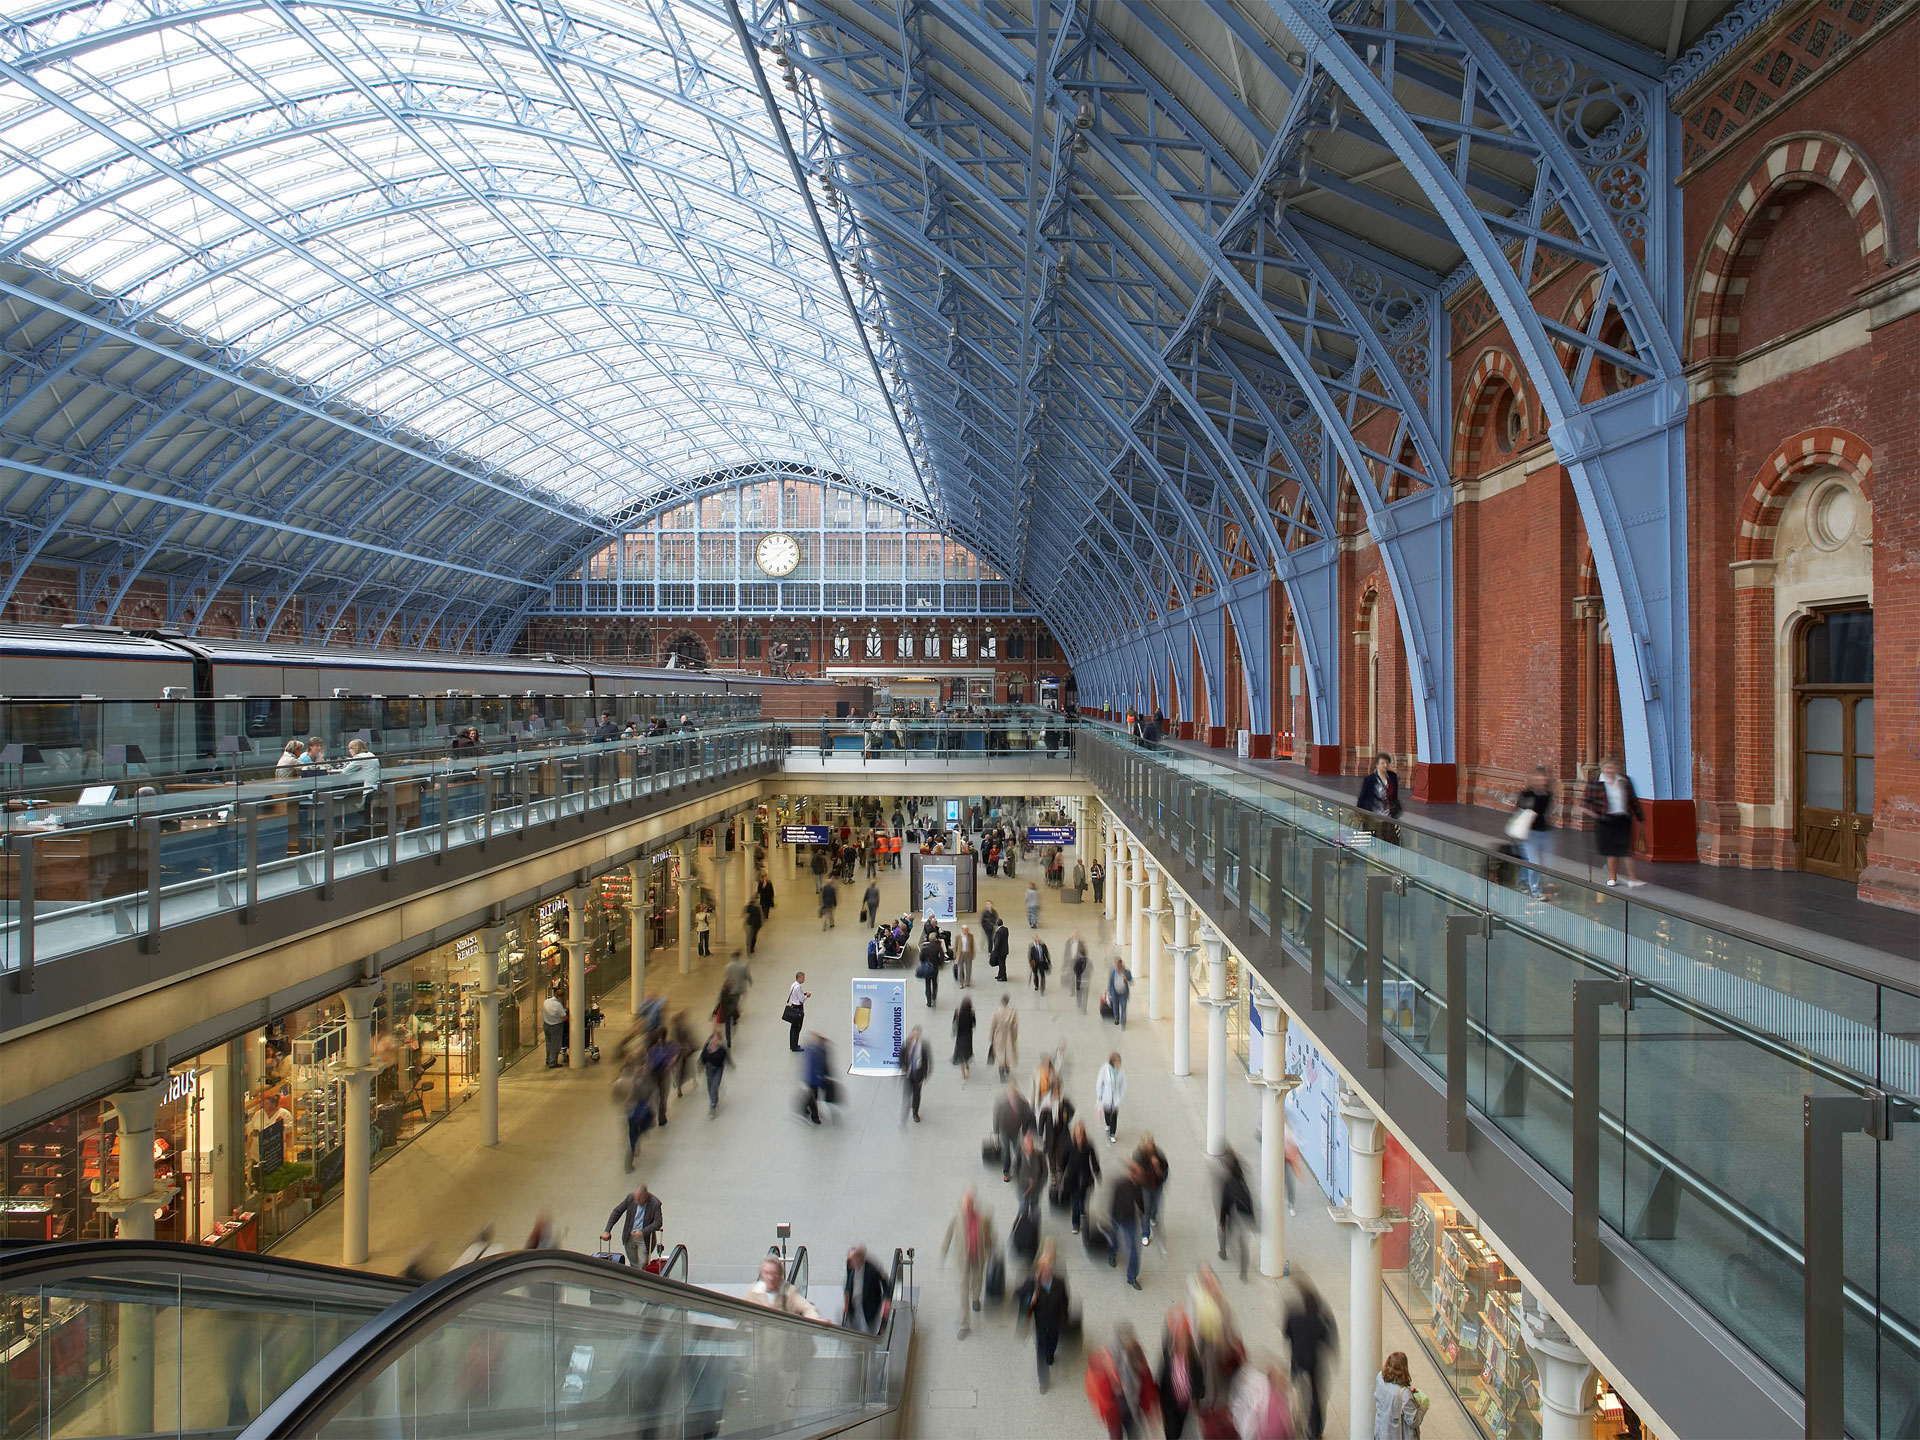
[1077,726,1918,1440]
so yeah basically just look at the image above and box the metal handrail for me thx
[1079,723,1919,998]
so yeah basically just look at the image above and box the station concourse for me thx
[1,0,1916,1435]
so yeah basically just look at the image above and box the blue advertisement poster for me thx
[920,862,958,922]
[849,979,907,1075]
[1284,1025,1351,1208]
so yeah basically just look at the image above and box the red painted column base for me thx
[1205,725,1228,748]
[1306,745,1342,776]
[1248,734,1274,759]
[1637,799,1699,864]
[1178,721,1196,741]
[1412,762,1457,805]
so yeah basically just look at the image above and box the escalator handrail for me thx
[659,1241,690,1284]
[240,1246,883,1439]
[786,1243,808,1297]
[0,1239,416,1302]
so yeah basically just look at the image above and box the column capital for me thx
[95,1180,179,1219]
[1199,927,1228,959]
[1169,891,1190,916]
[107,1080,167,1133]
[342,981,380,1021]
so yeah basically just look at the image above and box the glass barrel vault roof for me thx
[0,0,921,516]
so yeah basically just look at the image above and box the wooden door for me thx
[1795,609,1874,881]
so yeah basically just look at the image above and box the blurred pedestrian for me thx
[1512,765,1556,899]
[699,1019,731,1114]
[1583,756,1646,888]
[952,996,977,1081]
[953,924,976,987]
[941,1186,996,1338]
[1107,1160,1146,1289]
[1060,1117,1102,1234]
[1023,1240,1072,1393]
[1135,1132,1169,1246]
[989,996,1019,1082]
[842,1243,893,1334]
[819,877,838,930]
[1284,1278,1338,1440]
[1096,1051,1127,1142]
[900,1026,932,1123]
[599,1183,662,1267]
[1025,881,1041,928]
[1215,1147,1254,1281]
[1107,958,1133,1028]
[1027,934,1051,994]
[1066,931,1090,1010]
[747,1255,820,1318]
[1158,1306,1205,1440]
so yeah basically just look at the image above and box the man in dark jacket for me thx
[1026,1246,1072,1393]
[989,921,1011,982]
[1106,1161,1146,1289]
[1060,1118,1102,1234]
[1284,1278,1339,1440]
[1134,1134,1170,1245]
[600,1184,663,1267]
[843,1243,893,1333]
[993,1083,1035,1181]
[743,899,763,955]
[899,1027,932,1122]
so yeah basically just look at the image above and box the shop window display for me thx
[1387,1146,1656,1440]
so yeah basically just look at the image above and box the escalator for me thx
[1,1241,912,1439]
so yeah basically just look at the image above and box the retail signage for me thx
[945,799,961,826]
[848,979,906,1075]
[1027,825,1075,846]
[539,897,567,920]
[454,935,480,962]
[919,863,958,923]
[161,1069,199,1107]
[782,824,831,845]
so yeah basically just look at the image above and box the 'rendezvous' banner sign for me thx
[848,978,906,1074]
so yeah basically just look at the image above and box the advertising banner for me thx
[1026,825,1075,847]
[782,825,832,845]
[849,979,907,1075]
[919,862,958,923]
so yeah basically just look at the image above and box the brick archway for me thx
[1451,347,1530,477]
[1735,427,1875,563]
[1689,133,1892,362]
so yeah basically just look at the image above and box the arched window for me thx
[977,632,994,659]
[715,628,736,659]
[897,631,914,660]
[1038,632,1054,660]
[924,631,941,660]
[744,629,762,660]
[864,629,883,658]
[833,631,851,659]
[1007,631,1026,659]
[951,630,969,659]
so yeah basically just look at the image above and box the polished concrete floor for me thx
[277,836,1476,1440]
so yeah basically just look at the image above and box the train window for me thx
[245,698,283,738]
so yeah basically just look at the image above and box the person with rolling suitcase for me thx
[599,1183,663,1267]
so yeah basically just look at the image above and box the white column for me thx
[626,859,649,1016]
[1113,834,1131,953]
[1201,928,1229,1155]
[1128,847,1149,978]
[1341,1086,1386,1440]
[1169,893,1194,1077]
[102,1079,172,1434]
[1144,862,1167,1020]
[678,840,697,976]
[567,885,591,1070]
[341,982,380,1266]
[477,926,507,1147]
[1526,1309,1596,1440]
[1103,814,1117,924]
[1253,993,1294,1278]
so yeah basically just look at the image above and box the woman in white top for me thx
[1094,1052,1127,1142]
[1373,1351,1430,1440]
[340,739,380,790]
[274,740,305,777]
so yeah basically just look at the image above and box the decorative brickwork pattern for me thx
[1451,348,1529,478]
[1679,0,1906,170]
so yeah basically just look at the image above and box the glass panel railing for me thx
[0,1243,412,1439]
[1078,724,1920,1433]
[250,1256,890,1440]
[0,724,786,976]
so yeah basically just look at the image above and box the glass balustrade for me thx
[1078,724,1919,1437]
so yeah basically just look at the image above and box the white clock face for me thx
[756,532,801,577]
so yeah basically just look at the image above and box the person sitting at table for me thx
[593,712,620,742]
[341,738,380,791]
[274,739,306,777]
[449,726,483,757]
[300,736,329,768]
